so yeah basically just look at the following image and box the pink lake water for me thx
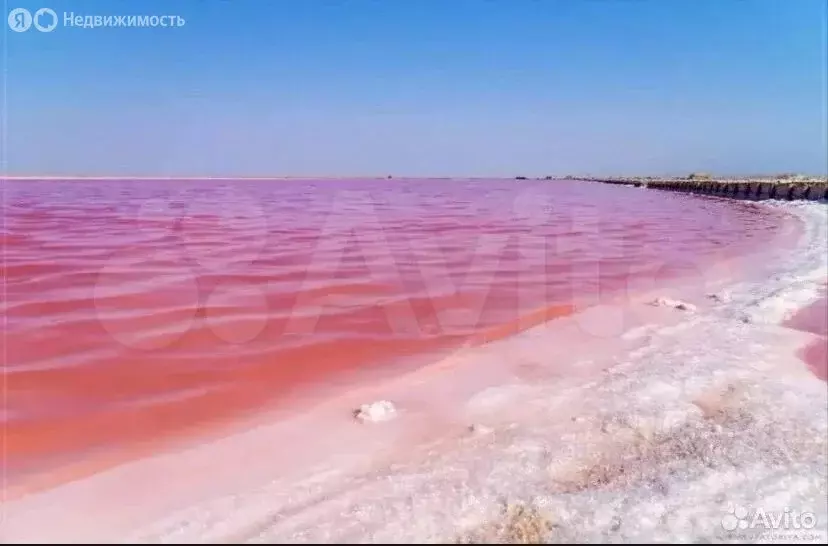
[787,293,828,381]
[1,178,786,487]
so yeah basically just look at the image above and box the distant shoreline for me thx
[581,176,828,202]
[570,175,828,184]
[1,176,526,182]
[0,176,399,181]
[3,175,827,182]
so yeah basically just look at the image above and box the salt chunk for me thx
[651,297,697,312]
[468,424,494,436]
[706,293,729,303]
[354,400,397,423]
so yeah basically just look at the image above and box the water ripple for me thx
[2,177,783,479]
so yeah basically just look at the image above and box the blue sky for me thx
[5,0,827,177]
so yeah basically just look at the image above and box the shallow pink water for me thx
[1,178,784,484]
[786,292,828,381]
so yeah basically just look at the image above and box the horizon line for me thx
[2,172,826,181]
[1,175,562,181]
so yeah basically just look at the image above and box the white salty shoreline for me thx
[2,200,826,544]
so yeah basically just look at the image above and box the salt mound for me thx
[354,400,397,423]
[706,293,730,304]
[468,424,494,436]
[651,297,697,312]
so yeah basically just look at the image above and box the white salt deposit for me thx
[354,400,398,423]
[468,424,494,436]
[651,297,698,312]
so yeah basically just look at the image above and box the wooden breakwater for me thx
[580,178,828,202]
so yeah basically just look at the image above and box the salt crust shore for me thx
[2,201,827,544]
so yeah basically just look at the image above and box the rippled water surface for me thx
[2,178,783,479]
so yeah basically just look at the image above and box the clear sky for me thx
[4,0,827,177]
